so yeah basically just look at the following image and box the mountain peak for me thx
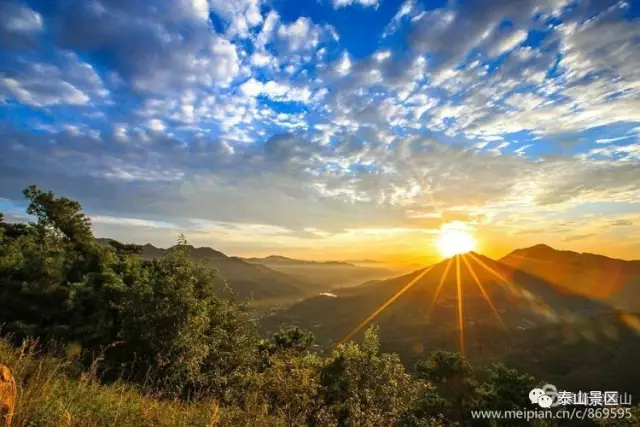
[506,243,560,259]
[185,245,228,259]
[438,251,491,263]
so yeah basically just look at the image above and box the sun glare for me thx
[436,222,476,258]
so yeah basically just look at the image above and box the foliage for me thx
[0,187,259,401]
[104,239,260,400]
[415,350,479,423]
[477,363,538,412]
[313,326,426,426]
[1,186,616,426]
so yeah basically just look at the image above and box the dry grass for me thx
[0,338,283,427]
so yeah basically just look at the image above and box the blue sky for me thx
[0,0,639,262]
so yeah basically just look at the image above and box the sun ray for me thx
[426,257,454,321]
[462,253,507,330]
[339,263,437,344]
[456,254,465,355]
[468,252,518,294]
[468,252,558,322]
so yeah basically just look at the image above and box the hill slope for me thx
[263,252,614,347]
[263,254,640,393]
[261,252,640,394]
[501,244,640,310]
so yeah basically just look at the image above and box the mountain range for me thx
[97,237,640,394]
[261,244,640,395]
[501,243,640,310]
[242,255,399,291]
[97,238,400,306]
[243,255,354,266]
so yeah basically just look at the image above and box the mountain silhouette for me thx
[501,243,640,309]
[262,250,640,395]
[262,251,619,352]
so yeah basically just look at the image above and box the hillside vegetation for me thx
[1,186,639,426]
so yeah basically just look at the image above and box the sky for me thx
[0,0,639,264]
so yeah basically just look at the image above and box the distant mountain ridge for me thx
[262,250,617,348]
[97,238,309,303]
[243,254,400,290]
[96,239,399,305]
[504,243,640,270]
[243,255,354,266]
[262,249,640,394]
[501,243,640,308]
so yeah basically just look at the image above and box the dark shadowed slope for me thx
[501,244,640,310]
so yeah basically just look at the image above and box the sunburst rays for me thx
[462,253,506,330]
[455,254,465,355]
[339,263,437,344]
[426,257,453,320]
[339,251,525,356]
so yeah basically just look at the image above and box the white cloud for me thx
[256,10,279,47]
[2,3,42,32]
[240,78,312,103]
[1,77,88,106]
[334,52,352,76]
[382,0,418,37]
[596,135,634,144]
[470,98,640,136]
[208,0,263,37]
[92,215,179,229]
[333,0,379,9]
[240,78,263,97]
[0,1,43,48]
[373,50,392,62]
[490,29,528,56]
[209,36,241,85]
[250,50,275,67]
[113,124,129,141]
[189,0,210,21]
[148,118,166,132]
[0,51,110,107]
[277,17,322,52]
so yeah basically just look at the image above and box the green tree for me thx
[108,237,260,400]
[314,325,422,426]
[0,186,121,345]
[475,363,539,426]
[415,351,479,423]
[259,326,315,363]
[396,380,451,427]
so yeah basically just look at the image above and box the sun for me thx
[436,222,476,258]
